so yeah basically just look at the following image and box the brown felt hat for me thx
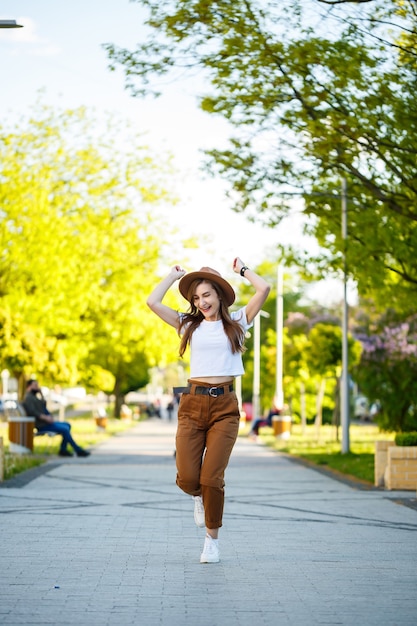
[178,267,235,306]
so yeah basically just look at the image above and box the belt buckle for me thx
[208,386,218,398]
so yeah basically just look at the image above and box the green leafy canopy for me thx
[0,103,182,405]
[104,0,417,313]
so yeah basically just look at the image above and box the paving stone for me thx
[1,418,416,626]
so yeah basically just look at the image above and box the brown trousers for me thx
[175,380,240,529]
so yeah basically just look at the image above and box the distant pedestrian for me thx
[147,257,270,563]
[166,399,175,421]
[154,399,162,418]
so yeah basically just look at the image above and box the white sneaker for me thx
[200,534,220,564]
[193,495,205,528]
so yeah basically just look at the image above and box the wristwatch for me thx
[240,266,249,276]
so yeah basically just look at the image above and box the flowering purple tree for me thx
[354,321,417,432]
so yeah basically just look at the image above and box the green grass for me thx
[0,415,137,481]
[242,422,395,485]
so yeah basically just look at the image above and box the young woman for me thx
[146,257,270,563]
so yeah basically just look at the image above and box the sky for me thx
[0,0,349,302]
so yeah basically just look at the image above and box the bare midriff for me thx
[191,376,235,384]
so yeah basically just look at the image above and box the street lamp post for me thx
[275,264,284,408]
[1,369,10,397]
[252,310,270,422]
[0,20,23,28]
[276,180,351,452]
[341,178,350,453]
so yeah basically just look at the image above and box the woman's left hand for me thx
[233,257,245,274]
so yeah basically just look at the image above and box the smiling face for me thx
[192,281,222,321]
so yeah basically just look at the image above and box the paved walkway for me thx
[1,418,416,626]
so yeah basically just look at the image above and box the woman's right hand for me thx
[147,265,186,328]
[171,265,186,280]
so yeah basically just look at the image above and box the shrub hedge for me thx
[394,432,417,446]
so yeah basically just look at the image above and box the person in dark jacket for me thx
[23,379,90,457]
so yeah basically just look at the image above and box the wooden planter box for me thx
[8,416,35,454]
[375,440,417,490]
[272,415,292,439]
[95,416,108,430]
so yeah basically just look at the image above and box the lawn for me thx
[0,415,136,481]
[242,421,395,485]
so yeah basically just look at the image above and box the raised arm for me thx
[232,257,271,325]
[146,265,186,329]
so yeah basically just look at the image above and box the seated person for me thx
[22,379,90,458]
[249,403,282,438]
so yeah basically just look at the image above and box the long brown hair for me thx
[178,279,246,357]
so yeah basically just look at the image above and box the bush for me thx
[394,432,417,446]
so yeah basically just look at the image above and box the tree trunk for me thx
[315,378,326,441]
[113,377,125,418]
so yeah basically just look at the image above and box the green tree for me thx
[0,104,182,411]
[280,315,315,430]
[234,259,277,412]
[352,311,417,432]
[105,0,417,312]
[306,323,344,436]
[266,305,361,435]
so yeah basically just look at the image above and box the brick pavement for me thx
[1,417,416,626]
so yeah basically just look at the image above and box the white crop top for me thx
[181,307,252,378]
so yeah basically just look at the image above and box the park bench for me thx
[4,400,57,438]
